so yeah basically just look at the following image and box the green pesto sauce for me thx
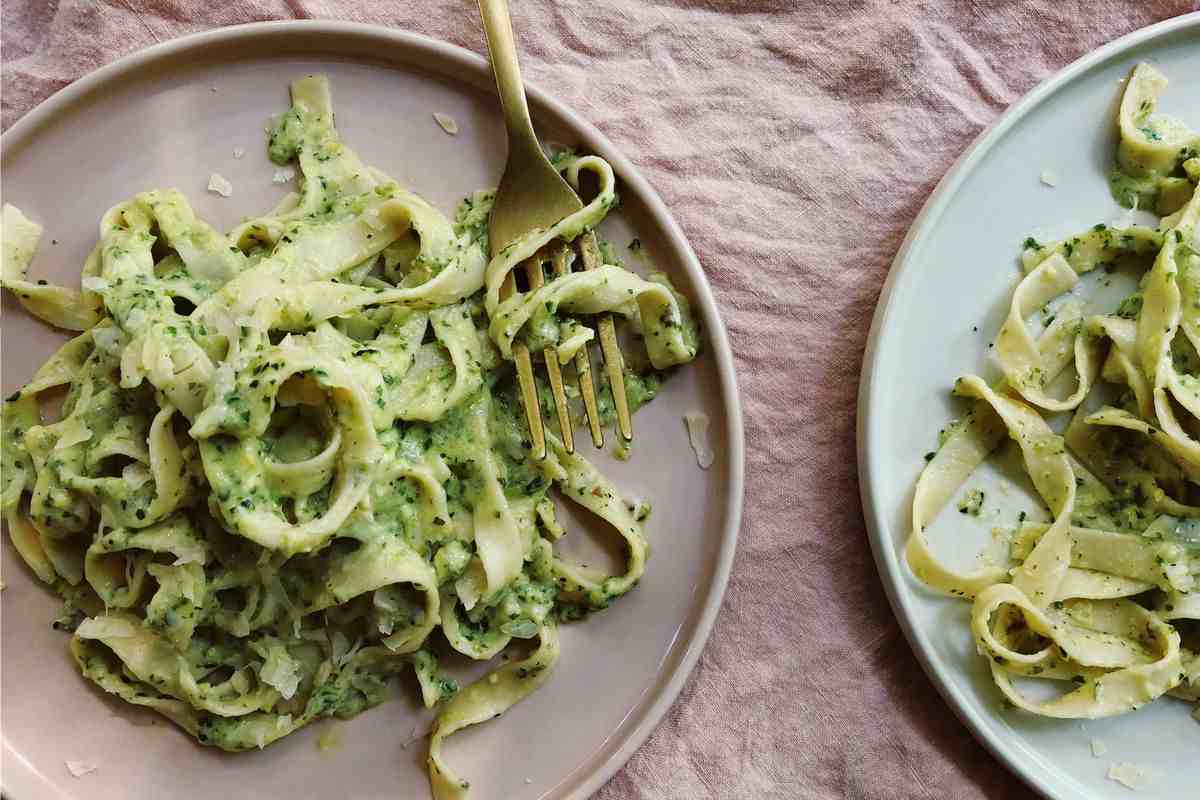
[268,108,306,165]
[1108,169,1161,211]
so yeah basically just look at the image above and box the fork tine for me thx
[543,351,573,453]
[580,232,633,442]
[526,251,574,454]
[597,317,631,441]
[514,346,545,458]
[552,244,604,447]
[575,346,604,448]
[501,269,546,459]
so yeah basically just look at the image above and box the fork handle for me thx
[478,0,542,159]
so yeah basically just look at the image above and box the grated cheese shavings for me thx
[81,276,110,294]
[65,760,98,778]
[258,642,301,699]
[272,167,296,184]
[1039,169,1058,187]
[1091,738,1108,757]
[207,173,233,197]
[683,411,714,469]
[433,113,459,135]
[1107,762,1145,790]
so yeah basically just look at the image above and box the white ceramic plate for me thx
[859,13,1199,800]
[0,21,743,800]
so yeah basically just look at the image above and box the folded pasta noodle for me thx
[907,64,1200,721]
[0,75,700,799]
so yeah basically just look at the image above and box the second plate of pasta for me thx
[860,13,1199,800]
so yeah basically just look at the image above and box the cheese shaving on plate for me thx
[433,113,459,135]
[206,173,233,197]
[683,411,714,469]
[1107,762,1145,790]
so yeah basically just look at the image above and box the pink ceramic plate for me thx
[0,21,743,800]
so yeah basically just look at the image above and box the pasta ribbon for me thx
[972,585,1181,718]
[1,204,103,330]
[428,623,560,800]
[996,254,1103,411]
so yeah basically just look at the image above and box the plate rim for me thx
[856,11,1200,800]
[0,19,746,800]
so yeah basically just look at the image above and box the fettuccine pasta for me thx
[0,75,699,798]
[908,63,1200,721]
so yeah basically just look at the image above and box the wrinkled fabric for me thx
[3,1,1198,798]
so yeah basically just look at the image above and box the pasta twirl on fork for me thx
[0,75,699,799]
[907,63,1200,721]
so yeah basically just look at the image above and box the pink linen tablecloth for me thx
[3,1,1197,797]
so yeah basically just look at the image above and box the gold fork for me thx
[479,0,632,459]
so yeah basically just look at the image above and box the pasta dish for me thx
[907,64,1200,721]
[0,75,699,798]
